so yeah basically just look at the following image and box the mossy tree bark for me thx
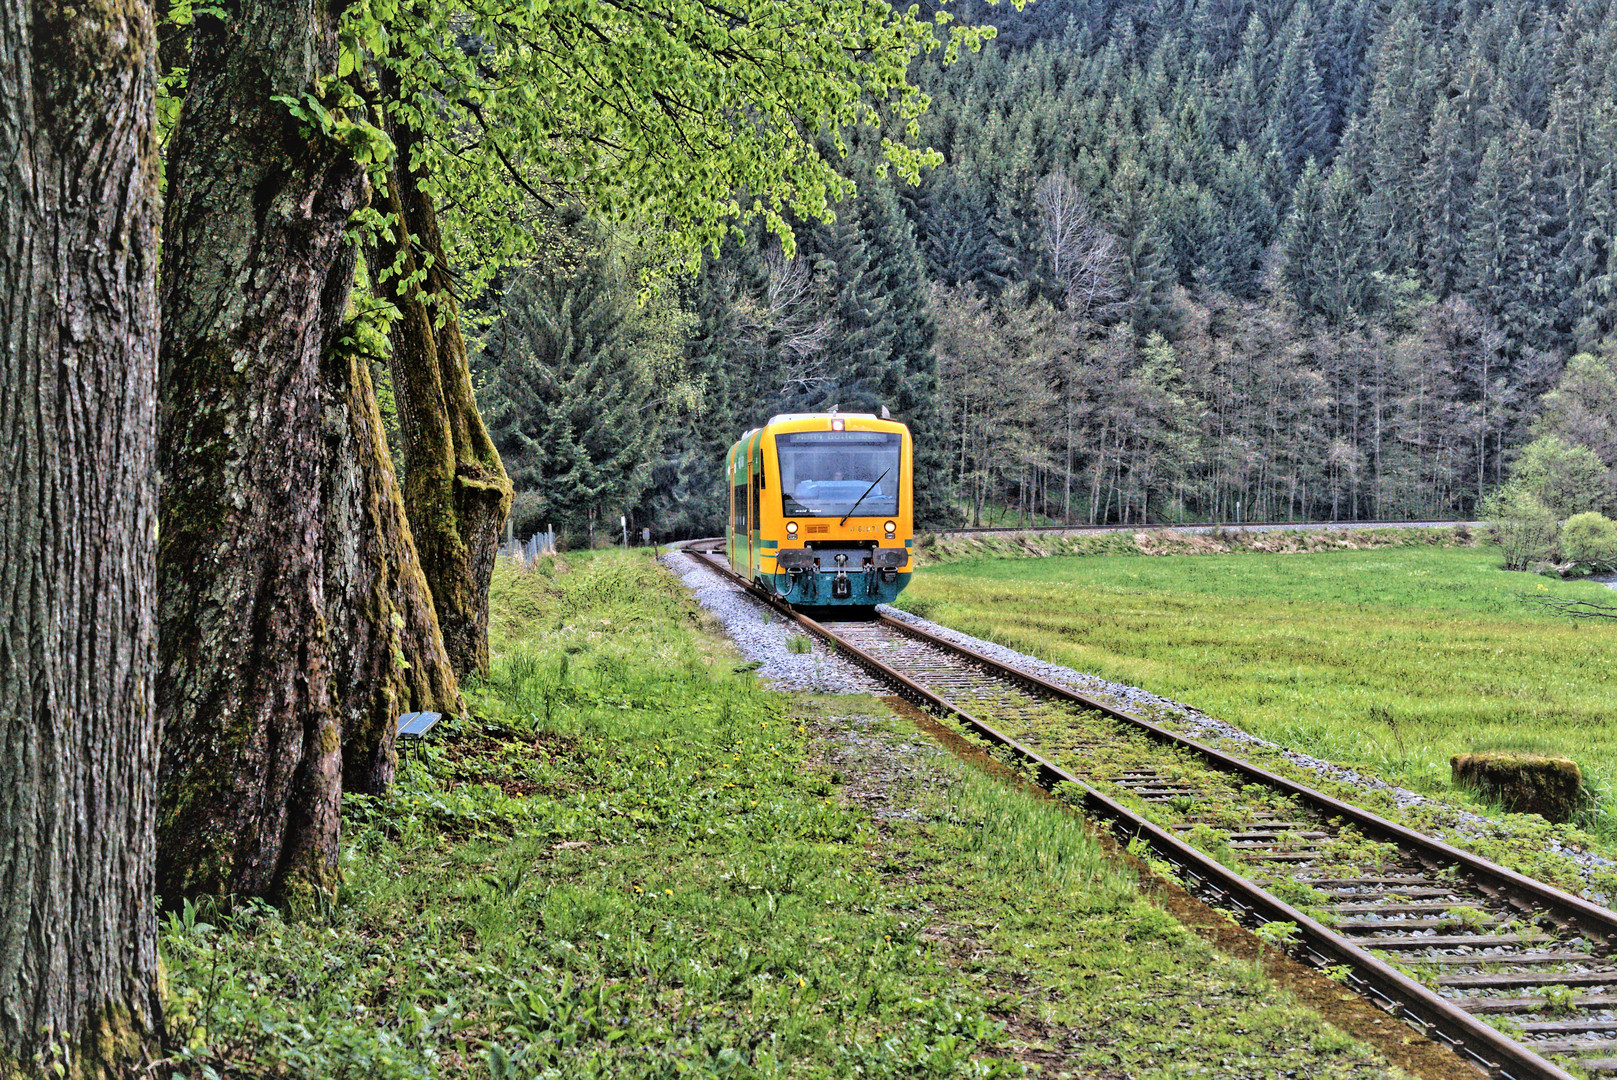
[155,0,366,903]
[0,0,164,1074]
[156,0,466,900]
[322,339,465,795]
[374,115,513,678]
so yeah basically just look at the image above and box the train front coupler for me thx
[830,552,853,599]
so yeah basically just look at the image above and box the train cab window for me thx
[777,432,902,518]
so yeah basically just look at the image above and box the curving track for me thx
[679,539,1617,1080]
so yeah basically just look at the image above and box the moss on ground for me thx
[1451,751,1584,822]
[159,551,1414,1078]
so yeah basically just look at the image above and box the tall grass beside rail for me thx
[897,546,1617,845]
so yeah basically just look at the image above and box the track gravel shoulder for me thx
[661,549,886,693]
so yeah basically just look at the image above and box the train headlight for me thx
[786,521,798,537]
[884,520,896,536]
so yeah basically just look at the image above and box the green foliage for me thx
[368,0,1008,297]
[1252,920,1300,948]
[1561,512,1617,567]
[1482,487,1559,571]
[1534,984,1581,1016]
[1437,905,1489,932]
[1536,351,1617,468]
[476,215,693,542]
[1506,436,1611,519]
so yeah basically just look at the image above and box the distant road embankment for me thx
[930,519,1482,539]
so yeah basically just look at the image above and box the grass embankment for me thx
[920,524,1473,564]
[161,552,1407,1079]
[897,542,1617,859]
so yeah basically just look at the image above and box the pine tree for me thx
[1361,1,1436,275]
[477,222,680,541]
[1418,88,1475,297]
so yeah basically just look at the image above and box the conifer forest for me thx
[477,0,1617,537]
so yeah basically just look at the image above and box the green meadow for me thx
[159,551,1404,1079]
[897,545,1617,838]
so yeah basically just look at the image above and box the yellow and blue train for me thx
[726,412,913,606]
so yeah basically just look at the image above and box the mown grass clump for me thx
[160,550,1402,1079]
[897,545,1617,847]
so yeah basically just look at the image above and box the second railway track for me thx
[680,539,1617,1080]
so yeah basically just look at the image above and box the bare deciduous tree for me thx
[731,247,835,394]
[1035,171,1129,323]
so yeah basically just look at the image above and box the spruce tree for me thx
[477,222,677,541]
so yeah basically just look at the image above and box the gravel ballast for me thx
[661,549,885,694]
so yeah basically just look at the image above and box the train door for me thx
[746,438,757,574]
[729,444,747,577]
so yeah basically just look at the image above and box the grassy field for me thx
[897,543,1617,844]
[160,551,1415,1079]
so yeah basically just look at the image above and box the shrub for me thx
[1509,435,1610,517]
[1561,511,1617,567]
[1482,487,1558,571]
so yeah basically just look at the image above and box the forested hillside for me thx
[476,0,1617,538]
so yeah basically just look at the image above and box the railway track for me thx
[931,517,1477,538]
[679,540,1617,1080]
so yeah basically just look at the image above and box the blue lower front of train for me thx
[762,569,912,606]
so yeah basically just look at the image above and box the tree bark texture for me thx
[374,117,513,678]
[321,341,464,795]
[155,0,365,903]
[0,1,163,1074]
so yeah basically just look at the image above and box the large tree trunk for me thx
[0,1,163,1073]
[155,0,366,904]
[374,115,513,678]
[322,340,464,795]
[157,0,465,900]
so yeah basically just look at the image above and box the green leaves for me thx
[274,80,393,169]
[351,0,1008,290]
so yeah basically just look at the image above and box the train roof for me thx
[767,412,877,424]
[763,412,906,429]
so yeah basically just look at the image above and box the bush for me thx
[1562,512,1617,567]
[1509,435,1610,517]
[1482,487,1558,571]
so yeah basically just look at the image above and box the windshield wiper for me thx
[839,467,891,526]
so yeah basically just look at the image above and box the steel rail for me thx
[673,539,1583,1080]
[875,612,1617,946]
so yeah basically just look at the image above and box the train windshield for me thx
[777,431,902,518]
